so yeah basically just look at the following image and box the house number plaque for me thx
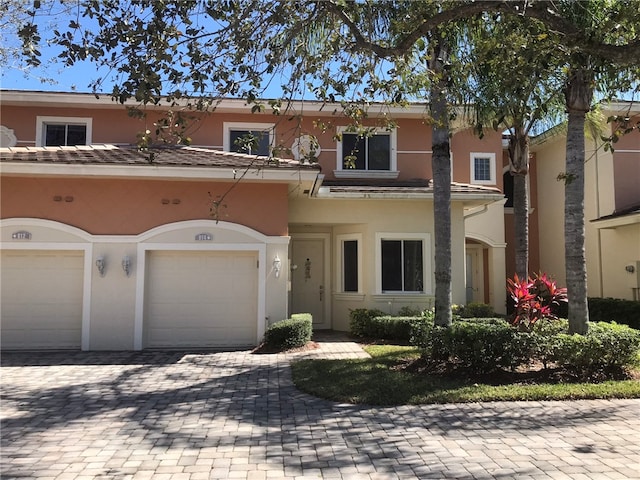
[195,233,213,241]
[12,230,32,240]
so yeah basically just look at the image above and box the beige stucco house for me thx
[2,89,509,350]
[530,103,640,302]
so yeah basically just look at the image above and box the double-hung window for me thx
[223,122,273,156]
[335,127,397,177]
[36,116,92,147]
[376,233,431,294]
[470,152,496,185]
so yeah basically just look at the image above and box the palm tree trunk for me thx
[564,65,592,335]
[430,39,452,327]
[508,129,530,280]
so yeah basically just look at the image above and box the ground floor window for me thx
[337,234,361,293]
[379,236,426,293]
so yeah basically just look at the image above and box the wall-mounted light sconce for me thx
[273,255,282,278]
[96,256,106,276]
[122,255,132,277]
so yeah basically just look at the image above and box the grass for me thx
[290,345,640,406]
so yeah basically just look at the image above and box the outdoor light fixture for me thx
[273,255,282,278]
[96,256,106,276]
[122,255,132,277]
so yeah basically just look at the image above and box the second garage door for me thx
[145,250,258,348]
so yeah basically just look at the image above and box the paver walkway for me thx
[1,335,639,480]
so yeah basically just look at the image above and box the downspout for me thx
[309,174,324,197]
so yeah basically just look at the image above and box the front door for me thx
[290,235,330,329]
[465,245,485,304]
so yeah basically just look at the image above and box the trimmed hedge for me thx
[555,297,640,329]
[263,315,312,350]
[459,302,495,318]
[411,317,640,375]
[350,308,429,342]
[349,308,387,338]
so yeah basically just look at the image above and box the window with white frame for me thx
[36,116,92,147]
[223,122,274,156]
[470,152,496,184]
[376,233,431,294]
[336,234,362,293]
[336,126,397,175]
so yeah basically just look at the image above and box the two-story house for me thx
[530,102,640,302]
[0,90,508,350]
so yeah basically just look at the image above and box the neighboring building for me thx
[530,102,640,302]
[1,89,507,350]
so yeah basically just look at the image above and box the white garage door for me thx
[145,250,258,348]
[1,250,84,350]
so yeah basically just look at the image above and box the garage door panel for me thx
[145,251,258,348]
[1,250,83,350]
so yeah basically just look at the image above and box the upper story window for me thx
[470,152,496,185]
[223,122,274,156]
[375,233,432,294]
[36,116,92,147]
[335,126,398,178]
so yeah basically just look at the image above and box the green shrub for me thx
[263,316,312,350]
[370,316,426,342]
[459,302,495,318]
[556,297,640,329]
[549,322,640,371]
[587,298,640,329]
[411,317,532,372]
[397,306,425,317]
[530,319,570,367]
[411,316,640,375]
[350,308,426,342]
[349,308,386,338]
[291,313,312,323]
[445,320,534,372]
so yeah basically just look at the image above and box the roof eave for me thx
[0,161,319,183]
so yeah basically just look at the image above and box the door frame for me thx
[290,233,331,329]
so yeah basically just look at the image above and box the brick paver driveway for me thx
[2,347,639,480]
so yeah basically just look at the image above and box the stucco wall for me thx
[1,176,289,236]
[533,124,638,300]
[599,224,640,300]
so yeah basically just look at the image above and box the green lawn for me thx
[291,345,640,405]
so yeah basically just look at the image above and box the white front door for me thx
[290,235,330,329]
